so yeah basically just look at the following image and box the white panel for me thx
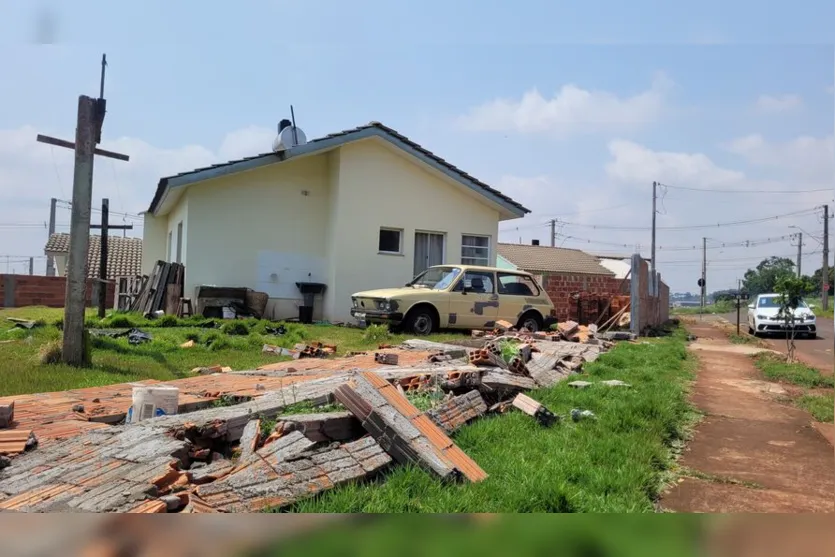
[255,251,328,299]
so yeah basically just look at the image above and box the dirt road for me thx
[662,321,834,513]
[721,312,833,373]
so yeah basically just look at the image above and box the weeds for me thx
[362,324,391,343]
[795,394,835,423]
[221,321,251,336]
[38,340,63,364]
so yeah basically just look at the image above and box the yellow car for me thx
[350,264,556,335]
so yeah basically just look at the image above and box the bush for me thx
[184,331,201,342]
[221,321,250,336]
[362,324,391,343]
[103,314,136,328]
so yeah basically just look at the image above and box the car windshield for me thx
[409,266,461,290]
[758,296,809,309]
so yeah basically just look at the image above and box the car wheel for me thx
[747,325,754,335]
[405,308,435,336]
[518,312,543,332]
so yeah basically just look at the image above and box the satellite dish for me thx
[272,120,307,152]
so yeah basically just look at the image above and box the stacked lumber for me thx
[130,260,185,315]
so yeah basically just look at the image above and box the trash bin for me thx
[298,305,314,324]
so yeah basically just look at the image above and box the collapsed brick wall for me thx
[0,274,115,308]
[539,272,626,323]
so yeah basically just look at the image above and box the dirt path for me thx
[661,321,834,513]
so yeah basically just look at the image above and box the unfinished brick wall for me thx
[0,275,115,308]
[540,272,626,323]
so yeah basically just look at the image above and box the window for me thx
[497,272,540,296]
[378,228,402,254]
[453,270,495,294]
[176,221,183,264]
[461,235,490,266]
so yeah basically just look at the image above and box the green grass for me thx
[276,326,696,513]
[671,300,734,316]
[0,307,463,397]
[753,353,835,388]
[794,394,835,423]
[728,333,757,345]
[256,515,706,557]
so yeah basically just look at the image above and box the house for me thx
[44,233,143,280]
[141,121,529,323]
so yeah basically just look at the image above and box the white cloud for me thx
[605,140,744,187]
[457,73,673,135]
[0,124,274,274]
[723,133,835,181]
[754,94,803,113]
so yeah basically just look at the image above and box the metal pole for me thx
[700,237,706,319]
[46,197,57,276]
[823,204,829,311]
[97,198,109,318]
[62,95,97,366]
[736,297,741,336]
[29,257,34,276]
[550,219,556,247]
[651,181,657,295]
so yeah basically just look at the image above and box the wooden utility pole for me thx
[550,219,556,247]
[823,204,829,311]
[90,198,133,317]
[35,54,130,366]
[795,232,802,277]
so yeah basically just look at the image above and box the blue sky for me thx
[0,1,833,293]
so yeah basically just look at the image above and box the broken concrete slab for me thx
[334,372,487,483]
[399,340,468,359]
[479,371,537,397]
[238,419,261,461]
[568,381,593,389]
[600,380,631,388]
[277,411,365,443]
[425,391,488,435]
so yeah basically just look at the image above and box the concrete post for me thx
[630,254,641,336]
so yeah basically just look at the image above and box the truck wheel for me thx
[405,308,435,336]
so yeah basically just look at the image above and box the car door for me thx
[449,270,499,329]
[496,272,538,324]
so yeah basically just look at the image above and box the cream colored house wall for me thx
[324,138,500,322]
[166,196,189,265]
[184,155,331,320]
[141,211,168,275]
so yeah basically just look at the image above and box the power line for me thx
[558,207,820,232]
[658,181,831,194]
[556,232,799,252]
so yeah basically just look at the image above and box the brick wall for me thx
[540,272,627,323]
[0,275,115,308]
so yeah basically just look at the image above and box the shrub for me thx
[38,340,63,365]
[362,324,391,343]
[184,331,201,342]
[221,321,250,336]
[104,314,135,328]
[156,314,180,327]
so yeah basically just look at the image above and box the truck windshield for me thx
[409,267,462,290]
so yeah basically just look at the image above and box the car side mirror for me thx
[747,304,754,309]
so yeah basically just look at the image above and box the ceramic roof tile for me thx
[44,233,143,280]
[497,243,615,276]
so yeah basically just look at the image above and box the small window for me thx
[462,234,490,266]
[378,228,402,254]
[454,270,495,294]
[497,273,540,296]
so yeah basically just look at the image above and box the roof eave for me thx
[148,126,529,218]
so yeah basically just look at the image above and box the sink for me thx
[296,282,326,295]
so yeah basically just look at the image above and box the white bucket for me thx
[127,386,180,424]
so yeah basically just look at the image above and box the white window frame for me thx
[378,227,404,255]
[461,234,491,266]
[167,231,173,262]
[176,221,183,264]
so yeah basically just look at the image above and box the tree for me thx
[710,289,738,303]
[742,257,796,296]
[774,275,815,363]
[810,267,835,296]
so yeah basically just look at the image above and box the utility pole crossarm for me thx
[36,134,130,162]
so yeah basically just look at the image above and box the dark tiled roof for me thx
[497,243,615,276]
[44,233,143,280]
[148,121,529,215]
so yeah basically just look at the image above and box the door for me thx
[449,270,499,328]
[496,272,540,324]
[413,232,445,276]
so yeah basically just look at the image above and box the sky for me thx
[0,0,833,294]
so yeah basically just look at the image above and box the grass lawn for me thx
[0,306,463,397]
[752,352,834,389]
[275,326,696,513]
[671,300,734,316]
[795,394,835,423]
